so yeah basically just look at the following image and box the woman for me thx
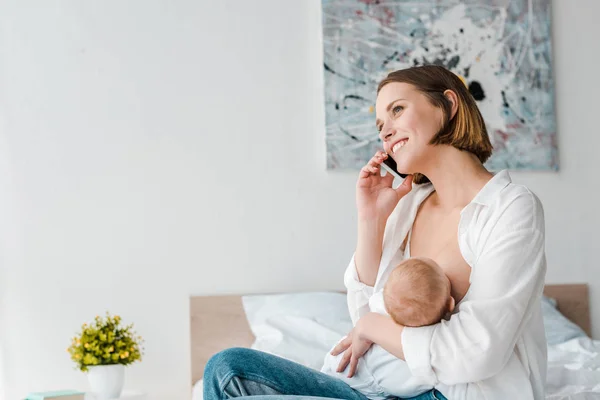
[203,65,547,400]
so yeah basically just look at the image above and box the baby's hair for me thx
[383,258,451,327]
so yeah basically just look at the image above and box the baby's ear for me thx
[448,296,456,313]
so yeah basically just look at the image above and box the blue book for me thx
[25,390,85,400]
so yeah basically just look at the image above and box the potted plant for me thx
[67,312,144,399]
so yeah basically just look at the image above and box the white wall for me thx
[0,1,598,399]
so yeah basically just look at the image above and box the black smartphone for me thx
[380,154,408,179]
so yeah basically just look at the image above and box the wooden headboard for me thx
[543,284,591,335]
[189,284,591,384]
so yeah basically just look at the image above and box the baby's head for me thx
[383,257,455,327]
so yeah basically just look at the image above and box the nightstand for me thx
[84,391,146,400]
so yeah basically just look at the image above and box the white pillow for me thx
[242,292,352,370]
[541,295,588,346]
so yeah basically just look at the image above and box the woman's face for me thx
[375,82,445,175]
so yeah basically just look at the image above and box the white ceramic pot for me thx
[87,364,125,399]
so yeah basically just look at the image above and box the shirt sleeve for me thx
[344,254,375,326]
[401,192,546,385]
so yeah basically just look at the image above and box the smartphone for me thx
[380,154,408,179]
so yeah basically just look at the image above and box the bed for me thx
[190,284,597,400]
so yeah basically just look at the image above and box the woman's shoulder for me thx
[467,174,546,258]
[487,177,545,232]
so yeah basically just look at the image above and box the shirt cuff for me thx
[343,254,374,298]
[401,324,438,385]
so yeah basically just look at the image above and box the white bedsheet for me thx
[192,379,203,400]
[191,293,600,400]
[546,336,600,399]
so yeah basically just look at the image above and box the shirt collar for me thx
[469,169,512,206]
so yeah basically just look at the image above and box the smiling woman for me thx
[202,65,548,400]
[374,66,492,185]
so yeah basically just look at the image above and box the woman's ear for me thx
[443,89,459,119]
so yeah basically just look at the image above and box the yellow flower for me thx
[69,312,143,371]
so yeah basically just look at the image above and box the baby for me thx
[383,257,455,327]
[321,257,455,399]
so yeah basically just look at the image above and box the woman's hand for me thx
[330,328,374,378]
[356,151,413,221]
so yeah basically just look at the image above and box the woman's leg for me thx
[203,347,369,400]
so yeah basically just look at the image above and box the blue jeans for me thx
[203,348,448,400]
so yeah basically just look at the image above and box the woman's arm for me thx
[344,217,387,326]
[356,312,405,360]
[352,164,414,287]
[346,168,414,325]
[360,192,547,385]
[333,313,409,379]
[354,216,387,286]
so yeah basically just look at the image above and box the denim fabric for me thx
[203,348,448,400]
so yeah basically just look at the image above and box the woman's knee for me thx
[203,347,255,382]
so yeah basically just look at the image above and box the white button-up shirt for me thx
[344,170,547,400]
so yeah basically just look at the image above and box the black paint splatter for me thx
[324,63,367,85]
[447,55,460,69]
[501,91,509,108]
[463,66,471,78]
[382,51,399,67]
[468,81,485,101]
[343,94,368,102]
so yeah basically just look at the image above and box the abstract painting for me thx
[322,0,557,171]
